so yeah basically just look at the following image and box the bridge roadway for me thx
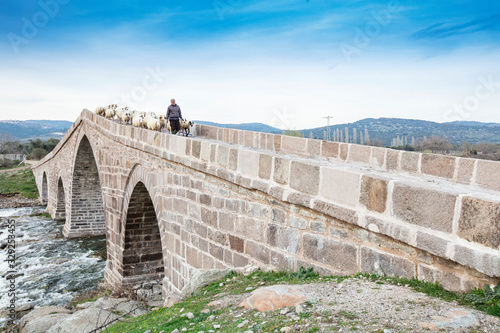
[32,109,500,299]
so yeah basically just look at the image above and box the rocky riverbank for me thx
[0,193,40,209]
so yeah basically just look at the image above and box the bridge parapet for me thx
[32,110,500,295]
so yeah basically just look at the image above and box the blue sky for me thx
[1,0,499,129]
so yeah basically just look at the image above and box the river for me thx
[0,206,106,324]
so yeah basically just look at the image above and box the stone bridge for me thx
[32,109,500,298]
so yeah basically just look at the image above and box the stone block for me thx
[475,159,500,191]
[270,250,295,271]
[286,192,312,207]
[458,196,500,249]
[310,221,326,234]
[416,231,448,257]
[455,158,475,184]
[229,235,245,253]
[392,183,456,233]
[238,150,260,177]
[271,208,287,224]
[360,246,415,278]
[421,154,455,179]
[339,143,348,160]
[418,264,462,292]
[321,141,339,158]
[228,148,238,171]
[199,125,218,139]
[200,142,211,161]
[201,207,218,227]
[245,240,270,264]
[453,244,500,277]
[273,134,281,151]
[328,226,348,239]
[348,144,371,164]
[313,200,358,225]
[236,217,265,242]
[218,212,235,232]
[306,139,321,156]
[364,216,410,244]
[282,136,306,154]
[289,215,308,230]
[290,161,320,195]
[259,154,272,179]
[370,147,385,167]
[386,149,400,170]
[302,233,358,274]
[273,157,290,185]
[320,168,360,207]
[267,223,300,254]
[359,175,388,213]
[217,145,229,167]
[400,152,420,173]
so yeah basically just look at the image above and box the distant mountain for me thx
[0,120,73,142]
[299,118,500,146]
[1,118,498,146]
[194,121,281,133]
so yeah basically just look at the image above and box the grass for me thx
[103,270,500,333]
[0,168,39,199]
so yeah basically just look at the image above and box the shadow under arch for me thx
[55,177,66,221]
[65,134,105,238]
[41,172,48,205]
[121,181,164,285]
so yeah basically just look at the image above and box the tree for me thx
[283,130,303,137]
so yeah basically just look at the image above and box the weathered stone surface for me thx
[348,144,371,164]
[267,224,300,254]
[306,139,321,156]
[400,152,419,172]
[46,308,119,333]
[22,314,72,333]
[20,306,73,332]
[320,141,338,158]
[320,168,360,207]
[313,200,358,225]
[180,269,231,298]
[238,150,260,177]
[361,246,415,278]
[239,285,308,312]
[416,231,448,257]
[290,161,319,195]
[474,159,500,191]
[259,154,272,179]
[392,183,456,233]
[273,157,290,185]
[418,264,463,292]
[456,158,475,184]
[360,175,388,213]
[302,233,358,274]
[421,154,456,179]
[282,136,306,154]
[339,144,348,160]
[458,196,500,249]
[370,147,385,167]
[418,309,479,330]
[386,149,400,170]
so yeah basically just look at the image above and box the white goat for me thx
[146,117,161,131]
[95,106,106,116]
[132,115,144,128]
[180,119,194,136]
[121,112,131,125]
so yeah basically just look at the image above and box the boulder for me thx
[46,308,119,333]
[19,306,72,331]
[22,314,71,333]
[418,309,479,330]
[239,285,308,312]
[180,269,231,298]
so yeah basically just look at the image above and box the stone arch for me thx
[121,181,164,285]
[54,177,66,221]
[65,135,105,238]
[41,172,48,205]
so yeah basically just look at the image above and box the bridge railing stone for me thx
[194,124,500,192]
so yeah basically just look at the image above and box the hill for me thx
[194,121,281,133]
[0,120,73,142]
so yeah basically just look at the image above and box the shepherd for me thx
[167,98,182,135]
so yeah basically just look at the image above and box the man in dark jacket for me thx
[167,99,182,134]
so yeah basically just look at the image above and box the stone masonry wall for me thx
[32,110,500,296]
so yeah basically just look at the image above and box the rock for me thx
[201,309,210,314]
[115,301,147,316]
[207,300,222,308]
[21,314,72,333]
[239,285,308,312]
[15,304,34,313]
[418,309,479,329]
[186,312,194,319]
[208,315,215,321]
[75,302,94,310]
[295,304,306,314]
[237,319,248,328]
[164,294,182,308]
[19,306,73,330]
[93,297,128,310]
[234,264,259,276]
[172,329,179,333]
[213,324,221,329]
[180,269,231,298]
[280,328,292,333]
[46,308,119,333]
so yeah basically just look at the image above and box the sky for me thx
[0,0,499,129]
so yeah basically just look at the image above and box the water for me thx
[0,206,106,319]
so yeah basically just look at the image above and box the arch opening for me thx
[122,181,164,284]
[55,177,66,220]
[41,172,48,205]
[68,135,105,236]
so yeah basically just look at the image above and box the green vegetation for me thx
[283,129,304,137]
[1,137,60,161]
[104,270,499,333]
[0,168,39,199]
[29,211,52,218]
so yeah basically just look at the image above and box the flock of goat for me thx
[95,104,194,136]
